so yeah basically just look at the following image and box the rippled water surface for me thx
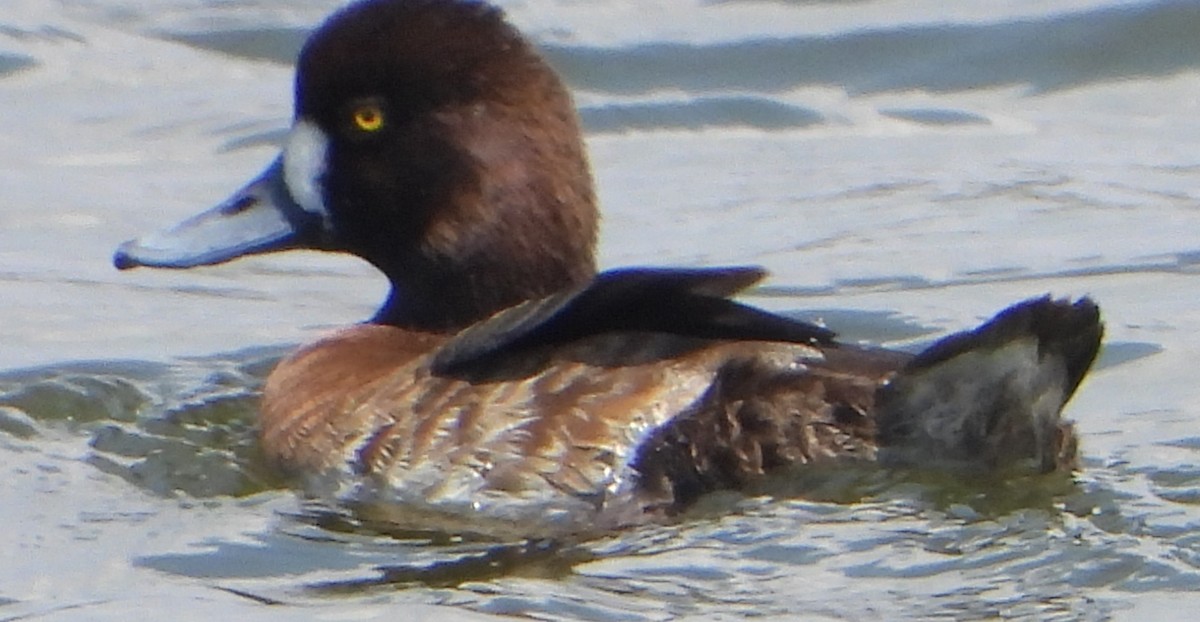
[4,0,1200,619]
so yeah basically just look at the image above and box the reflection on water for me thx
[117,470,1152,621]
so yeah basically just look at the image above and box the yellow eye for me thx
[352,104,385,132]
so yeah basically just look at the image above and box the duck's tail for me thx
[876,296,1103,473]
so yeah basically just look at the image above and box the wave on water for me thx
[0,52,35,77]
[0,348,288,499]
[142,0,1200,137]
[543,0,1200,95]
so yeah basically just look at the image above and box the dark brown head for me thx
[114,0,598,331]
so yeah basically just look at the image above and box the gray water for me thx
[3,0,1200,619]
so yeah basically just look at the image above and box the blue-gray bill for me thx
[113,156,312,270]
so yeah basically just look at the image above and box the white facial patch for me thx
[282,119,331,227]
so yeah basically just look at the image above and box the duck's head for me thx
[115,0,598,331]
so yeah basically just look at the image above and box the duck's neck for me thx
[370,253,595,333]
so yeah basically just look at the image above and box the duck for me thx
[113,0,1103,539]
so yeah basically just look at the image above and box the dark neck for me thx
[370,254,595,332]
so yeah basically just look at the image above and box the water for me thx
[3,0,1200,619]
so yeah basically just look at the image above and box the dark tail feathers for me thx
[876,296,1102,473]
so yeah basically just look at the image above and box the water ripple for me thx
[542,1,1200,95]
